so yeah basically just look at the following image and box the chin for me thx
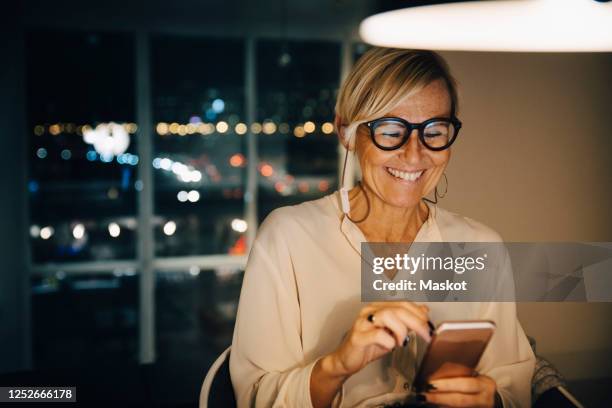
[378,186,422,209]
[369,171,424,208]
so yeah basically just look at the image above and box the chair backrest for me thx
[199,346,236,408]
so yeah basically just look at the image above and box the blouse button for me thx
[403,382,410,390]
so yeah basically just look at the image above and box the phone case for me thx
[413,320,496,392]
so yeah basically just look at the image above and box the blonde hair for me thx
[335,47,458,144]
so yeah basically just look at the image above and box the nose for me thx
[398,129,425,163]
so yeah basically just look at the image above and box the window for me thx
[32,272,138,367]
[256,40,341,221]
[27,30,138,263]
[151,36,247,256]
[27,30,139,368]
[26,31,346,371]
[155,267,243,363]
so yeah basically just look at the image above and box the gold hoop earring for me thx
[437,173,448,198]
[423,173,448,205]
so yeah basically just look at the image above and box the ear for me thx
[335,114,350,150]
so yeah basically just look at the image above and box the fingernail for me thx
[403,336,409,347]
[427,320,435,337]
[425,383,437,391]
[416,393,427,402]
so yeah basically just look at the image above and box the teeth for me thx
[387,167,423,182]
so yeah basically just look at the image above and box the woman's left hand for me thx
[423,374,497,408]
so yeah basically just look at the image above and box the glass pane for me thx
[256,40,341,222]
[26,30,138,263]
[32,271,139,368]
[151,36,247,256]
[155,267,243,382]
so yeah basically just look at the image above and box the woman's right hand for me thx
[310,301,432,407]
[329,301,432,377]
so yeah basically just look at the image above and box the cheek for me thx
[423,152,450,192]
[356,136,384,167]
[358,146,392,174]
[430,150,451,168]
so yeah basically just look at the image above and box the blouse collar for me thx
[329,190,443,257]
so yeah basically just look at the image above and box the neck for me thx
[346,184,429,243]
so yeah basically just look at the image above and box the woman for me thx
[229,47,535,407]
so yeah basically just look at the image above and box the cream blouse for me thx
[229,192,535,408]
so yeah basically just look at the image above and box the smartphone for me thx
[413,320,496,392]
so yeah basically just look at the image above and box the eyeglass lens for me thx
[372,119,456,150]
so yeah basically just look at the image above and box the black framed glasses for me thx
[365,116,462,151]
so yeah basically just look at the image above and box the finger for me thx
[424,392,482,408]
[392,308,431,342]
[397,301,430,321]
[359,304,430,342]
[371,301,429,321]
[360,327,396,351]
[368,309,408,347]
[359,304,378,317]
[356,304,381,331]
[428,377,482,394]
[356,313,383,332]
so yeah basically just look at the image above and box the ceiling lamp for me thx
[359,0,612,52]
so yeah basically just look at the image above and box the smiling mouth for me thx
[386,166,425,182]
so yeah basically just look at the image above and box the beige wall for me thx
[438,51,612,380]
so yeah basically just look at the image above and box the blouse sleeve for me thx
[229,209,337,408]
[476,247,536,408]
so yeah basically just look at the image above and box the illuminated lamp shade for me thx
[359,0,612,52]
